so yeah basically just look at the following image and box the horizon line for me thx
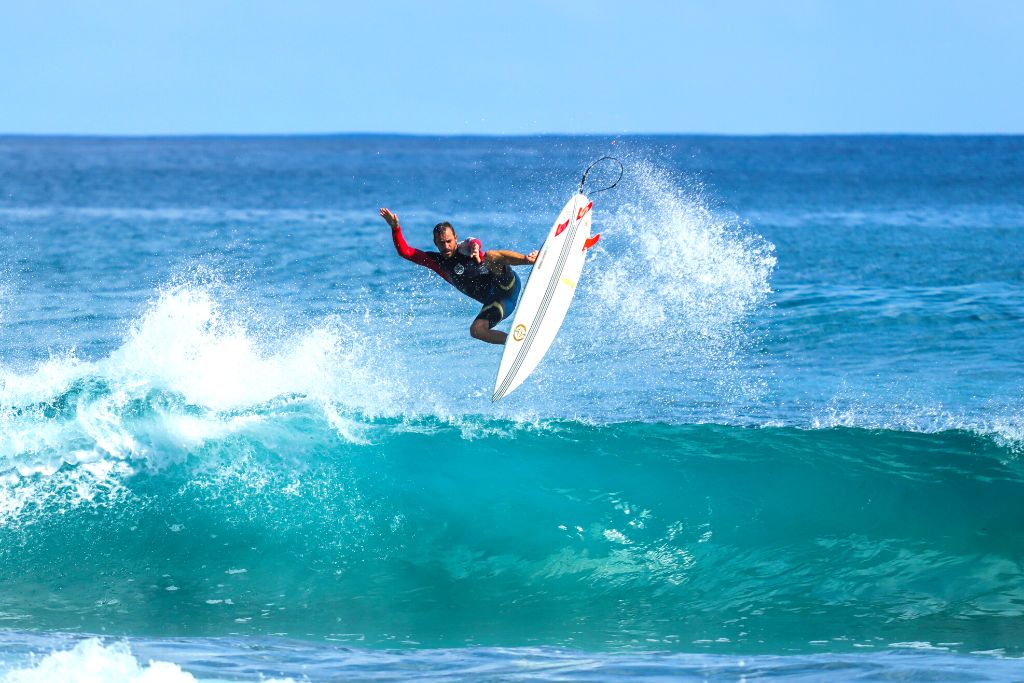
[2,131,1023,140]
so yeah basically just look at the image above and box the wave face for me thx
[3,373,1022,653]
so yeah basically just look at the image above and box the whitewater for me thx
[1,135,1022,680]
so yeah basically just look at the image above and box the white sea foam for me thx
[0,282,406,484]
[104,285,401,414]
[0,280,412,528]
[0,639,192,683]
[0,638,296,683]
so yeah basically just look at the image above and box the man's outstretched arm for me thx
[380,207,419,260]
[484,249,539,267]
[379,207,451,281]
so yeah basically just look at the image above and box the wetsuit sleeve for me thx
[391,224,451,282]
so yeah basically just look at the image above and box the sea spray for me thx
[560,159,777,412]
[589,161,775,339]
[106,283,406,414]
[0,280,411,528]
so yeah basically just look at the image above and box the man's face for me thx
[434,228,458,258]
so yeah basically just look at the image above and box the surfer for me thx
[379,208,538,345]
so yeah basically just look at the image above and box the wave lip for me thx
[1,283,409,470]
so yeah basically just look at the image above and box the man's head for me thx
[433,221,458,258]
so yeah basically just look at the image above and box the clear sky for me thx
[2,0,1022,135]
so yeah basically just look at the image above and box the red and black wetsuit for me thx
[391,223,521,326]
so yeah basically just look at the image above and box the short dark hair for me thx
[433,221,455,239]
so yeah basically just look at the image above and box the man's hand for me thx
[470,240,483,264]
[379,208,399,229]
[526,250,539,264]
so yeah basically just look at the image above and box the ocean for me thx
[0,135,1022,681]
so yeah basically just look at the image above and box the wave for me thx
[2,280,1019,482]
[2,400,1022,652]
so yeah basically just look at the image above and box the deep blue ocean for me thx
[1,135,1022,681]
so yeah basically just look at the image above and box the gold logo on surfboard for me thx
[512,324,527,341]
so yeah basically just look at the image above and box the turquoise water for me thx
[1,135,1022,680]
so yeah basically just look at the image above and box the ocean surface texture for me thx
[0,136,1022,681]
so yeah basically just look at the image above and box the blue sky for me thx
[2,0,1022,135]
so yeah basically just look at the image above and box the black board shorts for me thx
[475,271,522,328]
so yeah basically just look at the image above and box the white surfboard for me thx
[492,193,595,401]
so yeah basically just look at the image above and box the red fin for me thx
[576,202,593,220]
[554,219,570,236]
[583,233,601,251]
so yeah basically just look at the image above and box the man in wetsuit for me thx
[379,208,538,345]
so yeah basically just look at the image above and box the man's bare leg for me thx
[470,318,507,345]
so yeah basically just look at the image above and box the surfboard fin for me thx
[583,234,601,251]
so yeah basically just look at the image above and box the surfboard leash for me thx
[578,156,624,195]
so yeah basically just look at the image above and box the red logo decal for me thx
[576,202,593,220]
[554,219,570,236]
